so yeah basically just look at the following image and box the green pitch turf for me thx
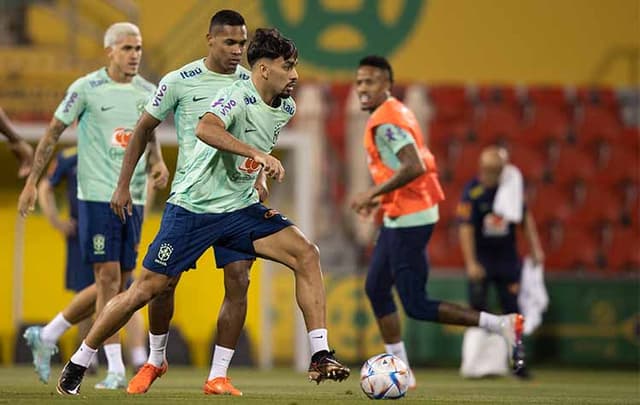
[0,365,637,404]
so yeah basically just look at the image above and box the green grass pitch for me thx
[0,365,637,404]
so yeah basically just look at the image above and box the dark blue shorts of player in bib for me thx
[143,203,293,277]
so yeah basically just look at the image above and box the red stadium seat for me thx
[544,224,599,271]
[603,227,640,272]
[575,106,623,144]
[576,87,618,111]
[507,143,546,182]
[594,142,640,185]
[428,221,465,268]
[621,127,640,150]
[476,85,520,107]
[566,184,623,227]
[547,146,596,184]
[427,85,473,122]
[528,183,572,225]
[475,105,522,145]
[523,86,573,141]
[445,144,483,183]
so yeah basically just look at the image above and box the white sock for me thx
[130,346,148,369]
[148,332,169,367]
[308,328,330,356]
[41,313,72,345]
[104,343,126,375]
[384,341,411,368]
[70,341,97,368]
[479,312,503,334]
[208,345,235,380]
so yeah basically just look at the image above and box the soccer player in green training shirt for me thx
[58,27,350,397]
[112,10,264,396]
[18,22,169,390]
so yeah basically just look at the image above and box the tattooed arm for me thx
[17,118,67,217]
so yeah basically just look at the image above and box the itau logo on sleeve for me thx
[93,234,106,255]
[154,243,173,266]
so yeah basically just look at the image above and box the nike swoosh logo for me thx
[245,128,257,133]
[312,335,324,339]
[100,106,115,112]
[192,96,207,102]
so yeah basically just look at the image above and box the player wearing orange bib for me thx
[351,56,525,388]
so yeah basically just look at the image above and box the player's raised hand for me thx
[150,160,170,189]
[110,185,133,223]
[254,152,285,182]
[17,183,37,217]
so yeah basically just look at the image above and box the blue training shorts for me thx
[65,234,95,292]
[143,203,292,277]
[78,200,144,271]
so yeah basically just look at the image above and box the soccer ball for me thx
[360,353,410,400]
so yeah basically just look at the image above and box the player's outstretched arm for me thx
[111,112,162,222]
[196,112,285,181]
[17,118,67,217]
[0,107,34,178]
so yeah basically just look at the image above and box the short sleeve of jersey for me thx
[47,152,69,187]
[374,124,415,154]
[456,181,474,224]
[53,78,87,126]
[206,85,243,129]
[145,73,178,121]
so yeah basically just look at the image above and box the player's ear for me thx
[104,45,114,59]
[259,61,269,80]
[206,32,213,45]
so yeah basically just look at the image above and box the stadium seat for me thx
[576,87,619,111]
[546,146,596,184]
[445,143,483,183]
[594,142,640,185]
[523,86,573,141]
[507,143,547,182]
[428,220,465,268]
[427,85,473,122]
[476,85,520,106]
[621,127,640,150]
[528,183,572,225]
[566,184,623,227]
[544,223,599,271]
[474,106,522,145]
[603,227,640,272]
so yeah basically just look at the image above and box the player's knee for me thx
[224,269,250,303]
[402,298,439,321]
[94,266,120,289]
[296,241,320,268]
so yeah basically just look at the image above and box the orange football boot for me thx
[203,377,243,396]
[126,362,168,394]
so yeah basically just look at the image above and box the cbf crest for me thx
[93,234,106,255]
[155,242,174,266]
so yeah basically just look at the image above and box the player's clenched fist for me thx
[253,151,285,182]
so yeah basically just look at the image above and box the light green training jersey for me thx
[54,68,155,205]
[169,79,295,213]
[374,123,439,228]
[145,59,251,193]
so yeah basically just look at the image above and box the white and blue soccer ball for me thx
[360,353,410,400]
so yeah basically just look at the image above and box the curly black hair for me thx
[247,28,298,67]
